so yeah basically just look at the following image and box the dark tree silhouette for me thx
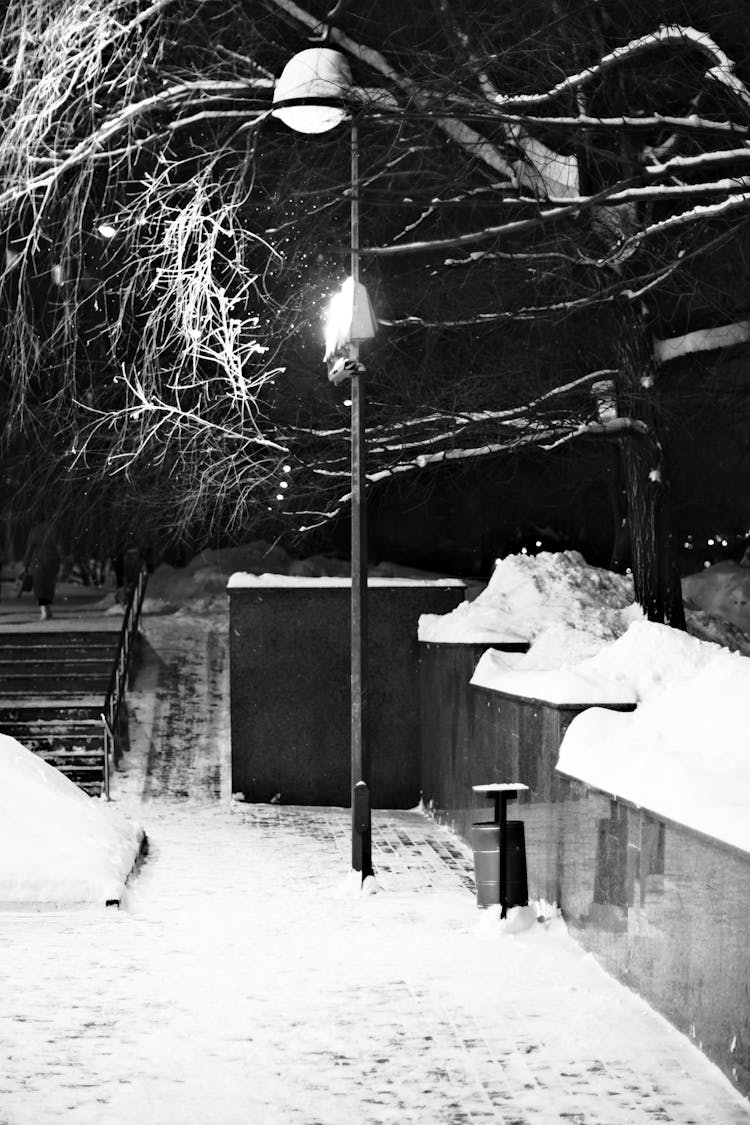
[1,0,749,622]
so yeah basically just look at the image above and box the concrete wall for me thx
[229,582,464,808]
[419,640,750,1100]
[555,775,750,1099]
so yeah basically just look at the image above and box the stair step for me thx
[40,760,104,777]
[0,675,110,694]
[0,698,104,722]
[40,752,103,767]
[0,614,140,799]
[0,645,118,661]
[78,782,104,797]
[0,657,112,670]
[0,671,111,685]
[0,630,122,646]
[0,664,118,688]
[0,719,102,734]
[6,735,104,754]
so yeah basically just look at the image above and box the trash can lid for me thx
[472,782,529,792]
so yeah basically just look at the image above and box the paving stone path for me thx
[0,612,748,1125]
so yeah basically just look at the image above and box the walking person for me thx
[21,519,61,620]
[111,533,145,604]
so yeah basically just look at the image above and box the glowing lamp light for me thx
[272,48,351,134]
[323,276,376,361]
[98,223,117,238]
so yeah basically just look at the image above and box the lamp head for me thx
[324,276,377,362]
[272,48,352,134]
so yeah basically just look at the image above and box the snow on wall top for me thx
[227,573,465,589]
[557,624,750,854]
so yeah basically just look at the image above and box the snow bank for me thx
[143,541,295,610]
[558,634,750,853]
[683,559,750,634]
[425,551,750,854]
[142,542,464,614]
[472,618,717,706]
[472,663,637,706]
[0,735,144,905]
[419,550,639,647]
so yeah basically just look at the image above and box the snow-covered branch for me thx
[0,82,271,212]
[363,175,750,260]
[654,320,750,363]
[494,26,750,111]
[617,190,750,255]
[2,0,749,548]
[304,413,649,524]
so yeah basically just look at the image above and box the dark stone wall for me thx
[419,642,619,847]
[557,778,750,1101]
[229,583,464,807]
[419,642,490,837]
[418,640,750,1100]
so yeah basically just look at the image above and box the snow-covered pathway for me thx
[1,613,749,1125]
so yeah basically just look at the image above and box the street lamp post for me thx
[273,49,377,883]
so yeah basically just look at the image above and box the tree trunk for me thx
[616,304,686,629]
[604,444,630,573]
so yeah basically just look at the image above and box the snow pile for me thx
[419,550,639,647]
[574,617,720,699]
[472,662,638,706]
[142,542,463,615]
[683,559,750,634]
[471,615,720,706]
[433,551,750,854]
[144,541,294,613]
[0,734,144,905]
[557,631,750,852]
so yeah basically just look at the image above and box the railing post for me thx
[100,562,148,797]
[102,716,111,801]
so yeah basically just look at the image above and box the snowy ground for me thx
[1,597,750,1123]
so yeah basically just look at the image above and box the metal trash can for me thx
[472,783,529,913]
[472,820,528,908]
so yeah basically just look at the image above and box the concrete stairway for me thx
[0,628,122,796]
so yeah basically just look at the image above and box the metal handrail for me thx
[101,564,148,798]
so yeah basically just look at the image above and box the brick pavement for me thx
[4,795,748,1125]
